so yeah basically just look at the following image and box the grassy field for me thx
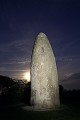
[0,103,80,120]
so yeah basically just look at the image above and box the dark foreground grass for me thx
[0,103,80,120]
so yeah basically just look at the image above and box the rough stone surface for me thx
[30,32,60,110]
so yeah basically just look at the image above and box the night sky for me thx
[0,0,80,89]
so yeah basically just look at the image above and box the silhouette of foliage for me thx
[59,85,80,105]
[0,75,14,87]
[0,75,80,106]
[0,75,25,104]
[22,82,31,105]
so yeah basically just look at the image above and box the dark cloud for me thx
[60,73,80,90]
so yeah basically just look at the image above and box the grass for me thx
[0,103,80,120]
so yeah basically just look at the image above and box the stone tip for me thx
[37,32,47,38]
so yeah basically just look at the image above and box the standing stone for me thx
[30,32,60,110]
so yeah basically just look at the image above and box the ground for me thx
[0,103,80,120]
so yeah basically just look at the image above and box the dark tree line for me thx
[0,75,25,104]
[0,75,80,106]
[59,87,80,104]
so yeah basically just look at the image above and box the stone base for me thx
[22,105,60,111]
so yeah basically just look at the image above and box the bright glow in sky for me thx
[24,71,30,82]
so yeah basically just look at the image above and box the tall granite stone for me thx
[30,32,60,110]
